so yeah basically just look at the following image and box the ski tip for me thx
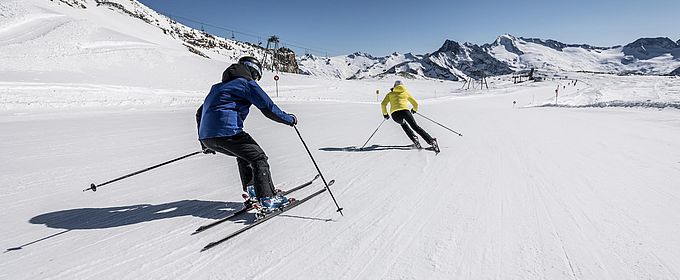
[5,247,22,252]
[201,243,217,252]
[191,228,204,235]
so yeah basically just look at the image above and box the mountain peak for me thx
[624,37,678,49]
[520,37,569,51]
[348,52,376,59]
[488,34,524,55]
[495,34,517,43]
[519,36,612,51]
[437,40,463,54]
[622,37,679,60]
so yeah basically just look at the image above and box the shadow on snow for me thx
[8,199,333,252]
[29,199,248,230]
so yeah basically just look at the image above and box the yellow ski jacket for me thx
[381,84,418,115]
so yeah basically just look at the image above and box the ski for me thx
[201,179,335,252]
[191,174,320,235]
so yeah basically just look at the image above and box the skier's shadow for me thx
[319,144,416,152]
[29,200,247,230]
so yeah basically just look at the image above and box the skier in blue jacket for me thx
[196,56,296,212]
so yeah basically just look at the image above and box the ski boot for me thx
[242,186,259,208]
[411,136,422,149]
[255,195,291,219]
[429,138,440,154]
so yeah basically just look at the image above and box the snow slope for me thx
[2,81,680,279]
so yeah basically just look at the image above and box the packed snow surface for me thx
[2,0,680,279]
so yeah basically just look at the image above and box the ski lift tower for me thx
[263,35,280,72]
[479,72,489,90]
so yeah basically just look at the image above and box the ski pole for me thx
[84,151,201,192]
[293,125,344,216]
[415,112,463,137]
[360,118,387,150]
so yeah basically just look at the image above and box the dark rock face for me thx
[427,41,513,79]
[53,0,87,9]
[436,40,464,54]
[273,47,299,73]
[486,35,524,55]
[347,52,376,60]
[519,37,612,51]
[622,37,679,60]
[670,67,680,76]
[380,39,513,81]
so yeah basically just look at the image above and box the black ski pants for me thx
[201,132,276,198]
[391,109,434,144]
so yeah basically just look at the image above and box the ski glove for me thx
[289,114,298,126]
[383,114,389,120]
[411,109,416,114]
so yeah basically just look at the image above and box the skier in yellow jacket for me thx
[381,80,438,151]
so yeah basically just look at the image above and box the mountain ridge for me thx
[9,0,680,82]
[300,34,680,80]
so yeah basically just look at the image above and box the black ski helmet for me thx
[238,56,263,81]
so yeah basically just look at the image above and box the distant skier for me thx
[196,56,297,212]
[381,80,438,151]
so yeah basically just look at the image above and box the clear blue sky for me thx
[138,0,679,57]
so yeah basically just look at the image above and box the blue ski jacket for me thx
[198,77,294,139]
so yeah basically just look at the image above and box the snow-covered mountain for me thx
[297,52,420,80]
[484,34,680,75]
[300,34,680,81]
[0,0,300,90]
[57,0,287,65]
[393,40,513,81]
[4,0,679,84]
[298,41,513,82]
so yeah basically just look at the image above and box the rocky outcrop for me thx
[426,40,512,79]
[483,34,524,55]
[670,67,680,76]
[519,37,613,51]
[622,37,679,60]
[51,0,87,9]
[272,47,299,73]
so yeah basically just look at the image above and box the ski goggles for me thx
[241,61,262,80]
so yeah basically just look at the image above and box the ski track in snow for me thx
[0,13,69,46]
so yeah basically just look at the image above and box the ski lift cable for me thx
[158,11,339,56]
